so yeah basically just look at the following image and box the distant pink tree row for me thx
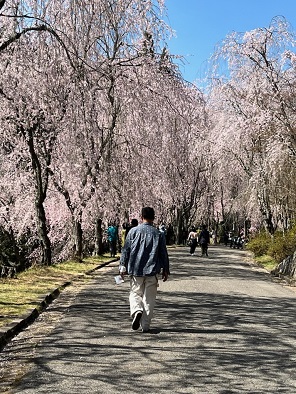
[206,16,296,236]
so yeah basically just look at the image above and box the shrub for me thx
[268,227,296,264]
[0,226,32,275]
[247,231,272,257]
[247,225,296,264]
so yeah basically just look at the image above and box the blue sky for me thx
[164,0,296,83]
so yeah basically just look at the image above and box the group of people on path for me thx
[187,225,210,257]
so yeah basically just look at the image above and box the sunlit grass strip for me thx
[0,255,112,328]
[254,255,277,272]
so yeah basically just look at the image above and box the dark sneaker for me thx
[132,311,142,330]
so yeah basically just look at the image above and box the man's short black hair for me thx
[141,207,155,220]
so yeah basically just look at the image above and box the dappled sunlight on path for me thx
[9,246,296,393]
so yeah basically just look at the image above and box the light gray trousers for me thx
[129,275,158,330]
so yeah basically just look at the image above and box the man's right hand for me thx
[119,265,126,279]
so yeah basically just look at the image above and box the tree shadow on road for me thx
[12,246,296,394]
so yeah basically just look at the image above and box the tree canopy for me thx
[0,3,295,269]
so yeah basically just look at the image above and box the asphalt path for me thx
[11,245,296,393]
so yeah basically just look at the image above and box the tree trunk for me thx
[94,218,104,255]
[35,200,52,265]
[174,206,191,245]
[72,212,83,262]
[27,128,52,265]
[258,189,275,235]
[175,208,183,245]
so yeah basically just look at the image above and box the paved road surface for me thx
[9,246,296,393]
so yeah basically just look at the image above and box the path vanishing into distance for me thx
[1,245,296,393]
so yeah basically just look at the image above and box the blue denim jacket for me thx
[120,222,169,276]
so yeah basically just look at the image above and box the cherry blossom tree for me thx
[43,0,177,259]
[0,0,74,265]
[207,16,296,235]
[0,42,71,264]
[0,0,185,264]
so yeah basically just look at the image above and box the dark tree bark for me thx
[72,212,83,262]
[94,218,104,255]
[27,128,52,265]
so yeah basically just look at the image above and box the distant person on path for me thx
[119,207,170,333]
[126,218,139,236]
[211,229,217,245]
[198,224,210,257]
[107,222,118,257]
[187,227,198,255]
[223,229,229,246]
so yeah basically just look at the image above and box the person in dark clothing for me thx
[182,228,188,245]
[198,225,210,257]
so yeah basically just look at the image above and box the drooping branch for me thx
[0,23,75,69]
[0,0,5,12]
[0,25,48,52]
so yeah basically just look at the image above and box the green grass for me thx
[0,255,113,328]
[253,254,277,272]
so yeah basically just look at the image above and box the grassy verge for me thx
[253,254,277,272]
[0,255,113,329]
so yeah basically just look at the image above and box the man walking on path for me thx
[119,207,170,332]
[198,224,210,257]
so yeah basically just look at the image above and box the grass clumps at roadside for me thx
[0,255,113,329]
[253,254,277,272]
[247,225,296,271]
